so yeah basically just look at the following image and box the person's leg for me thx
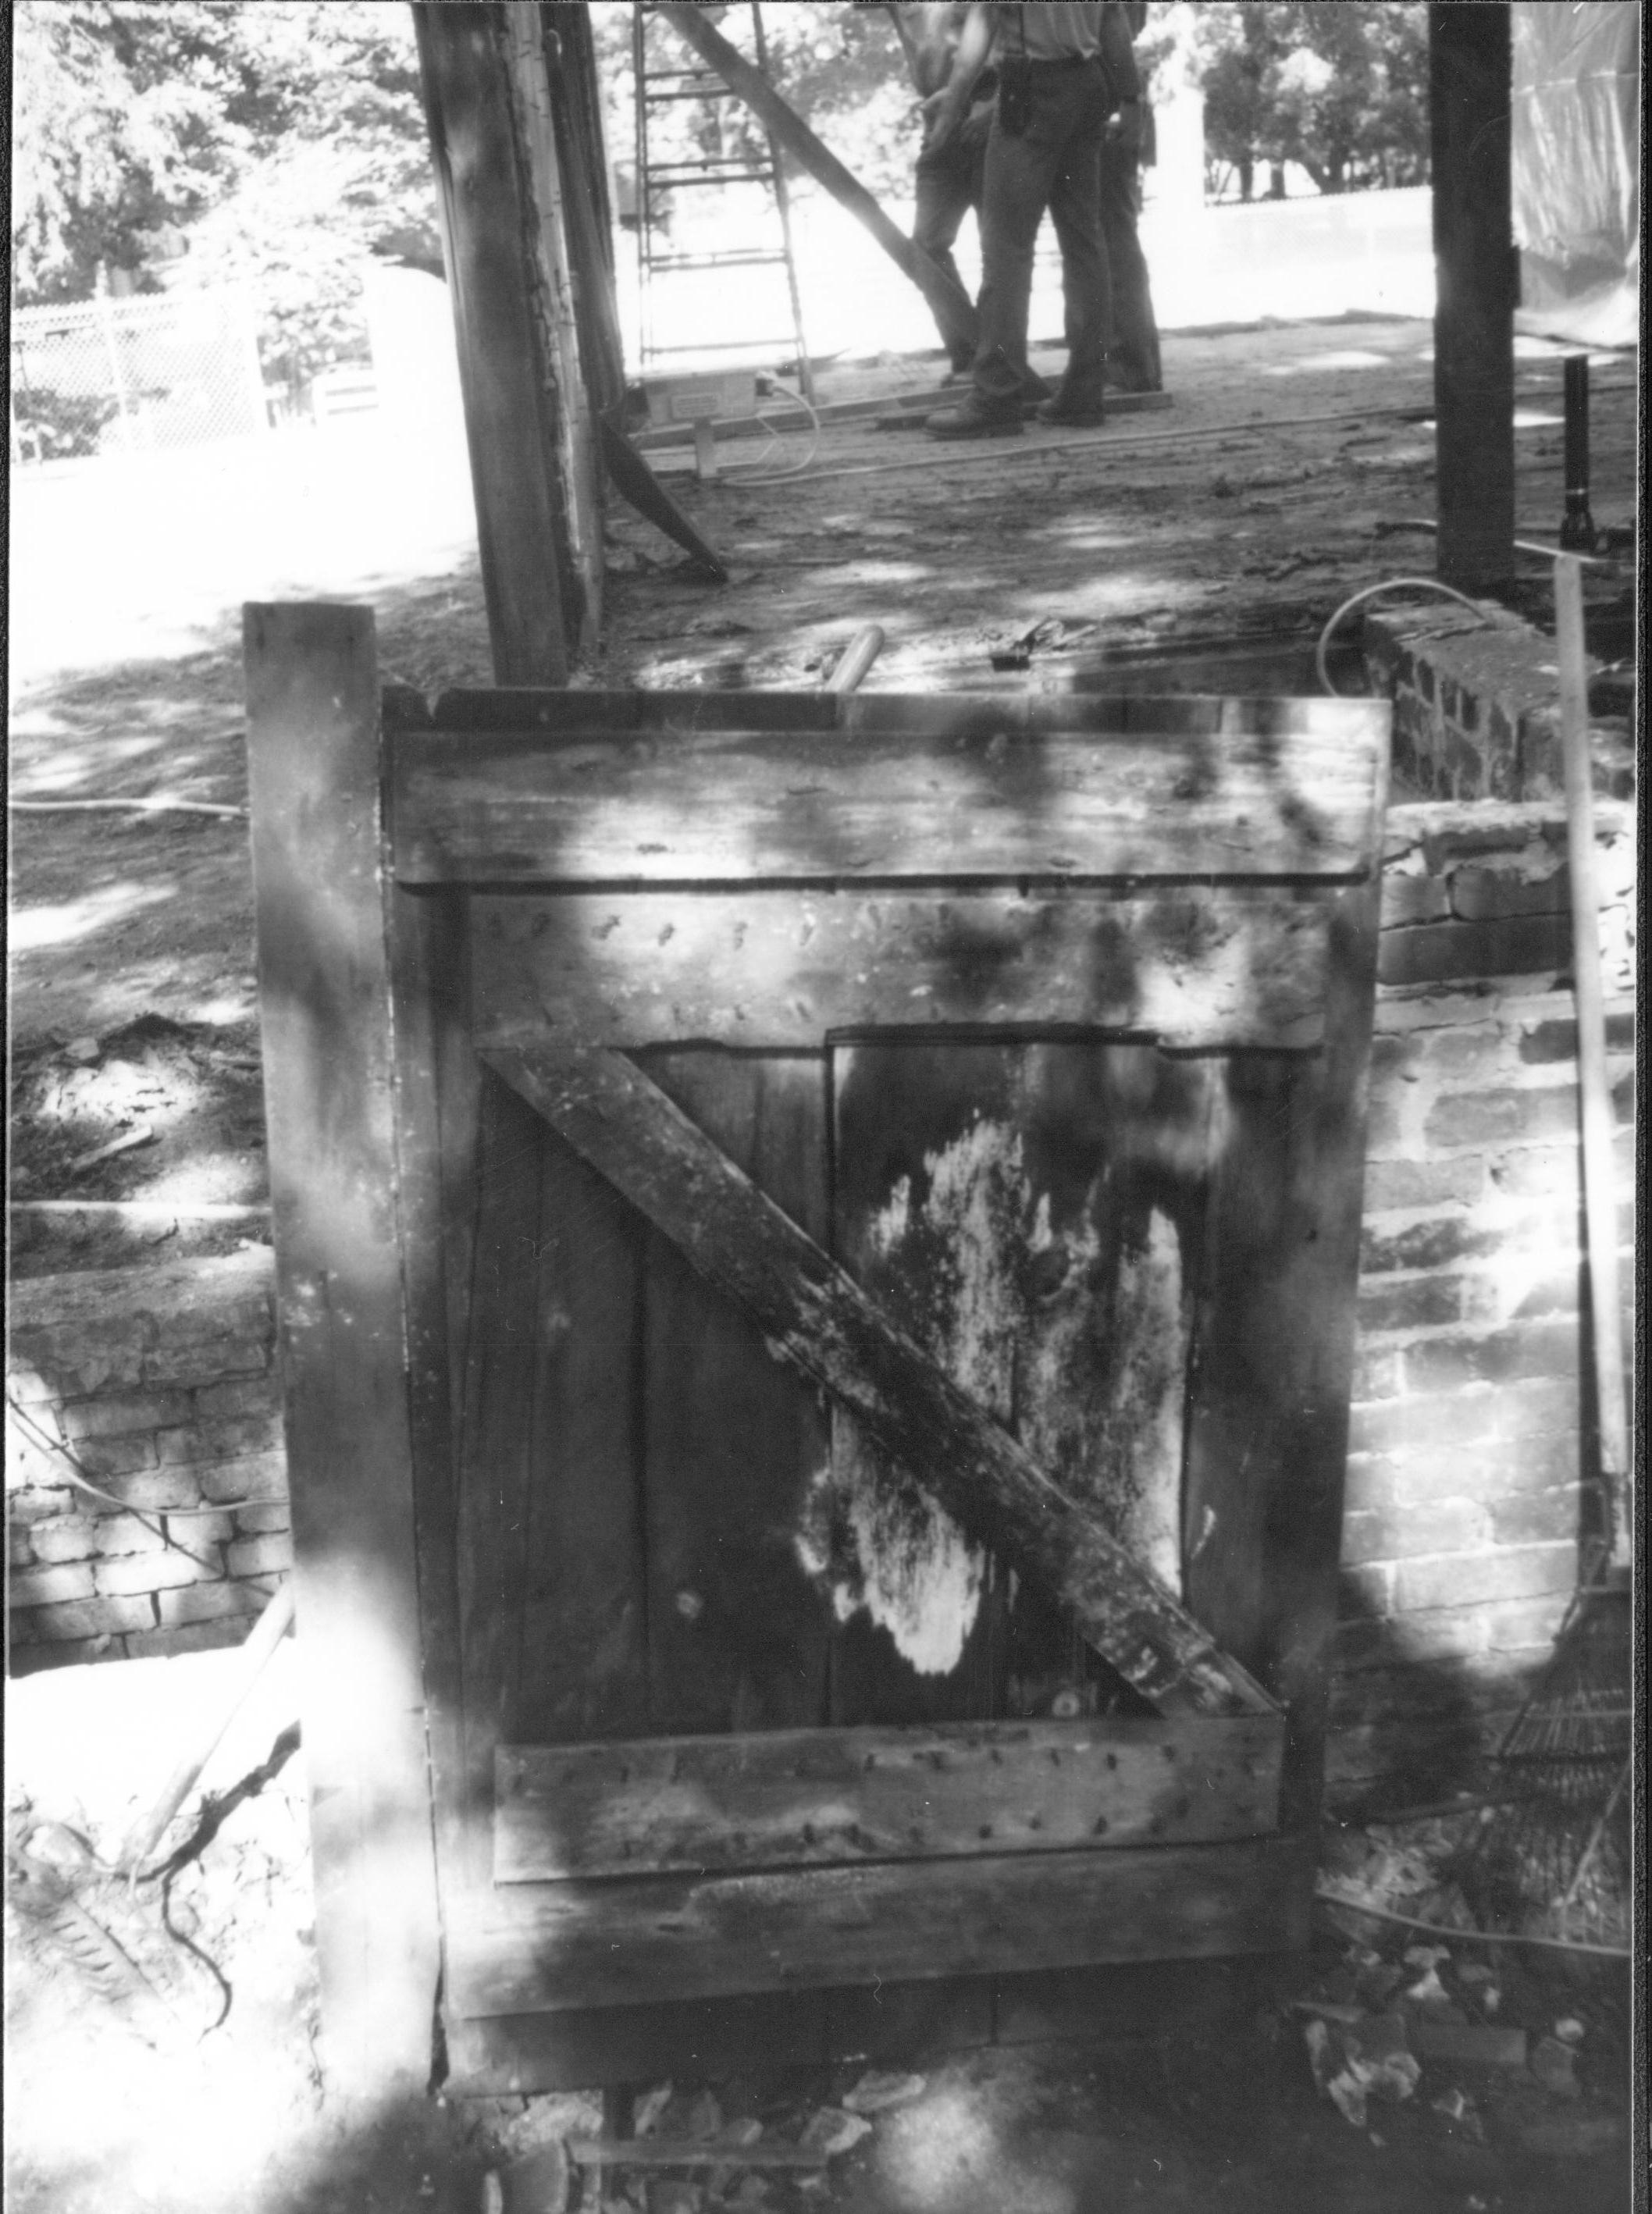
[914,137,977,370]
[1098,140,1162,390]
[970,80,1070,410]
[1046,65,1113,408]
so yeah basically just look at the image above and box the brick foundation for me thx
[5,805,1637,1821]
[1329,798,1636,1815]
[6,1249,290,1671]
[1364,601,1636,803]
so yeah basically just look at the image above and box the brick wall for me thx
[1327,797,1636,1815]
[5,806,1637,1822]
[6,1249,290,1672]
[1365,601,1636,803]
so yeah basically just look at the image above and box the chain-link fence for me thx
[10,288,268,465]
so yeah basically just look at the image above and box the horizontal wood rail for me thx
[470,886,1333,1053]
[482,1040,1278,1722]
[450,1831,1312,2016]
[495,1712,1285,1881]
[387,703,1387,888]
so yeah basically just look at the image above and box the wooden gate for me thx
[245,604,1389,2093]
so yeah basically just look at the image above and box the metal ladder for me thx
[632,2,814,402]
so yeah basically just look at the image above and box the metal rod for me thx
[1560,354,1597,550]
[1554,554,1630,1530]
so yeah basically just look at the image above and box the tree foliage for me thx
[1146,2,1429,199]
[12,1,439,388]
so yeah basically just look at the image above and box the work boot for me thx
[926,392,1024,439]
[1020,368,1054,403]
[1035,383,1107,427]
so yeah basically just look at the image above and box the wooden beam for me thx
[415,4,574,682]
[388,716,1386,887]
[500,5,606,647]
[1429,2,1516,593]
[653,2,977,361]
[495,1712,1284,1880]
[243,603,440,2095]
[448,1831,1311,2016]
[482,1041,1275,1721]
[469,886,1333,1052]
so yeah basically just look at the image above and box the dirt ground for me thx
[3,1643,1636,2214]
[5,316,1640,2210]
[8,315,1636,1282]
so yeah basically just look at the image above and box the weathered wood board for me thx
[251,621,1387,2091]
[390,721,1383,885]
[482,1039,1276,1721]
[495,1712,1284,1880]
[449,1832,1312,2016]
[470,888,1333,1052]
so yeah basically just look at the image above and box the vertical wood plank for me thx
[243,602,439,2096]
[1183,876,1386,1833]
[386,883,482,1919]
[639,1053,835,1735]
[456,1069,550,1887]
[829,1044,1215,1726]
[1429,1,1515,593]
[514,1127,652,1746]
[414,4,574,684]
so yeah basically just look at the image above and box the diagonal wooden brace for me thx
[483,1041,1276,1721]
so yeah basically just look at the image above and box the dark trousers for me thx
[914,124,987,371]
[973,59,1113,408]
[1099,141,1162,390]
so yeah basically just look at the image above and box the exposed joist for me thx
[482,1040,1276,1721]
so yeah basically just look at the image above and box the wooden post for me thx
[244,603,440,2097]
[1429,2,1515,593]
[653,2,978,362]
[414,5,575,685]
[501,3,606,647]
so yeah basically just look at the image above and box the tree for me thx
[11,2,442,392]
[1145,2,1430,201]
[11,1,271,299]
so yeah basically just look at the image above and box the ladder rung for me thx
[644,165,776,184]
[645,251,789,273]
[641,338,797,360]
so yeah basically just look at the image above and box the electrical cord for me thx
[717,378,822,483]
[1315,1884,1631,1960]
[1315,577,1492,696]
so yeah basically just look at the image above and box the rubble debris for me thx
[841,2069,927,2115]
[1409,2022,1529,2069]
[799,2109,873,2156]
[1305,2013,1421,2130]
[1507,2113,1628,2159]
[1528,2036,1581,2100]
[633,2084,675,2138]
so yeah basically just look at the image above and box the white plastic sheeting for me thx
[1511,0,1640,346]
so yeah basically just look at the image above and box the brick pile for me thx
[7,1249,290,1671]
